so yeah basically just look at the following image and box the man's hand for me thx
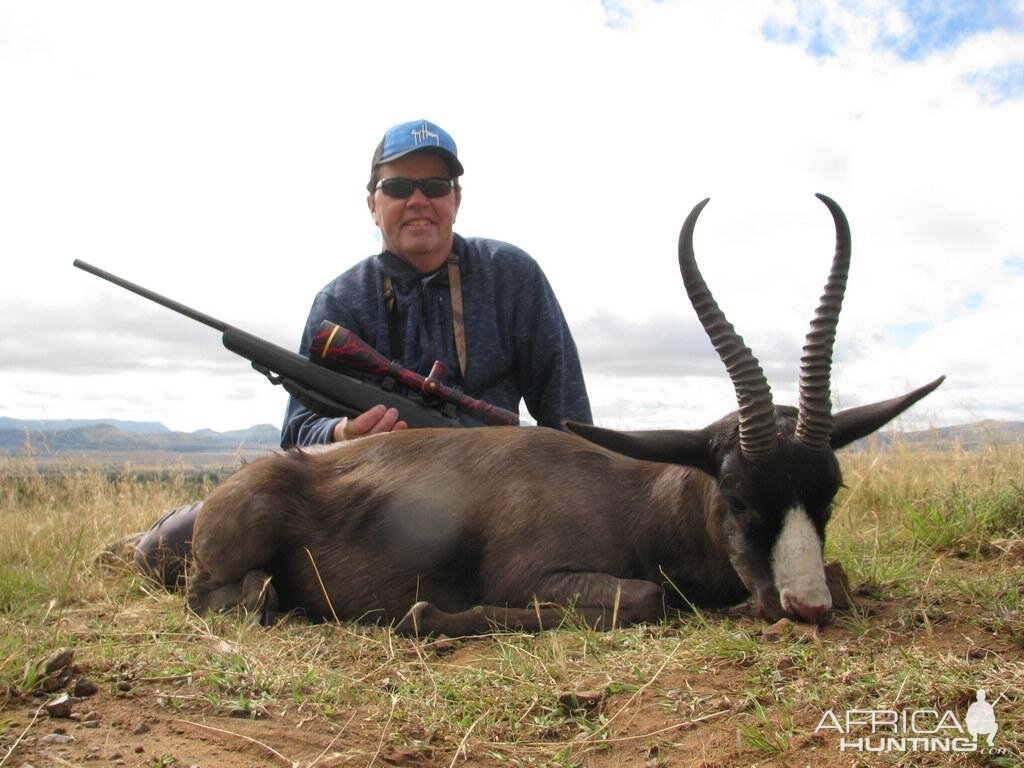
[333,404,409,441]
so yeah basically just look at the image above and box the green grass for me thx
[1,446,1022,766]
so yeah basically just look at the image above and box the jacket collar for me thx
[377,233,469,286]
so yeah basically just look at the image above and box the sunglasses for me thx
[376,177,455,199]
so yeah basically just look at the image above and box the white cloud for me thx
[1,0,1022,433]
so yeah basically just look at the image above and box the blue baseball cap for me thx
[370,119,464,177]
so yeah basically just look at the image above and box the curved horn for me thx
[679,199,777,457]
[794,193,852,450]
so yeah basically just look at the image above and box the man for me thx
[282,118,591,444]
[134,118,592,585]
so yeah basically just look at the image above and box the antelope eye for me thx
[727,496,750,514]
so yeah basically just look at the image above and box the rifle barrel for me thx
[73,259,230,333]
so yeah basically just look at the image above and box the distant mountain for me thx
[849,420,1024,451]
[0,422,281,454]
[2,417,1021,457]
[0,417,170,434]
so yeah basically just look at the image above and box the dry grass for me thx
[1,444,1022,767]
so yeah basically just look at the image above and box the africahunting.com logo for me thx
[815,689,1010,754]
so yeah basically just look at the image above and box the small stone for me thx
[45,693,73,718]
[825,562,852,610]
[703,695,734,711]
[41,672,71,693]
[556,689,606,714]
[74,678,99,697]
[229,704,268,719]
[134,745,145,754]
[132,721,150,735]
[762,618,795,640]
[43,648,75,675]
[82,719,100,728]
[430,634,455,654]
[40,732,75,745]
[117,680,132,692]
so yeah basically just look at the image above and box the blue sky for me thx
[1,0,1022,432]
[761,0,1024,63]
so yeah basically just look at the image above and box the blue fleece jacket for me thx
[280,234,592,447]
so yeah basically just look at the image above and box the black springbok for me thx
[187,195,943,634]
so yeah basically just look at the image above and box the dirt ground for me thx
[3,583,1020,768]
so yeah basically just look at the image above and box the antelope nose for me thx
[781,592,832,625]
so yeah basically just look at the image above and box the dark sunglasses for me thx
[375,176,454,199]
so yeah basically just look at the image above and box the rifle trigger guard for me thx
[252,362,284,385]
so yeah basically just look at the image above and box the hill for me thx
[852,419,1024,450]
[0,421,281,455]
[0,417,170,434]
[2,417,1021,461]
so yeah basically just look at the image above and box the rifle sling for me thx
[382,251,467,380]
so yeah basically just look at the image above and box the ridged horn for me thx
[794,194,852,450]
[679,199,777,457]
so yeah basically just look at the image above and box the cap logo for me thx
[410,123,441,147]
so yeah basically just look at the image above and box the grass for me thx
[1,444,1022,766]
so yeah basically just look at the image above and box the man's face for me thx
[367,152,459,273]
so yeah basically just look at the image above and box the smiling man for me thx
[134,119,592,588]
[280,118,592,445]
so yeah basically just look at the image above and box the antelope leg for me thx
[393,573,664,636]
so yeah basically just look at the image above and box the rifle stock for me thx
[73,260,468,430]
[310,321,519,427]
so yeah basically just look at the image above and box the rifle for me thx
[73,260,519,429]
[310,321,519,426]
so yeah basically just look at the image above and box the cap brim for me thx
[376,145,464,176]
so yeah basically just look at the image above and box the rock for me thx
[430,634,456,655]
[117,680,133,692]
[825,562,852,610]
[229,704,268,719]
[556,689,606,715]
[132,722,150,735]
[44,648,75,676]
[40,732,75,745]
[45,694,73,719]
[702,695,735,711]
[74,678,99,697]
[40,673,71,693]
[762,618,795,640]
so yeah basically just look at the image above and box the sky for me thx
[2,0,1022,435]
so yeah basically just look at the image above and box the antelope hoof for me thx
[755,590,785,623]
[394,601,439,637]
[241,570,280,625]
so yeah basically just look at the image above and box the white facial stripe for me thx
[772,506,831,611]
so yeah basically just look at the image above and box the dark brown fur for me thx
[188,426,743,632]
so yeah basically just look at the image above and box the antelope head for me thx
[568,195,944,624]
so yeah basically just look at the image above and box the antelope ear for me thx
[830,376,946,449]
[564,421,715,474]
